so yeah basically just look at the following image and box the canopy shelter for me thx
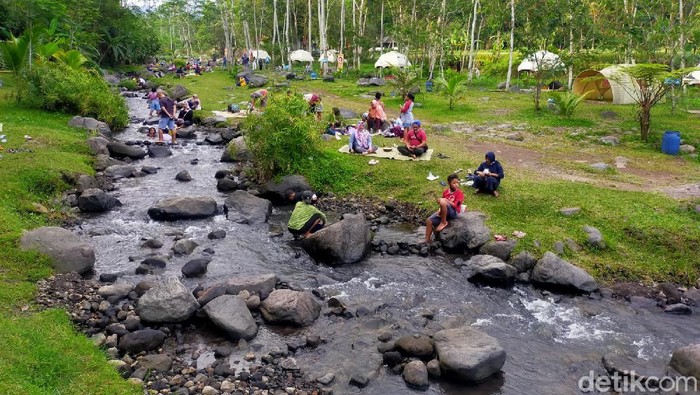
[572,65,641,105]
[250,49,270,61]
[374,51,411,68]
[290,49,314,63]
[682,70,700,86]
[517,50,564,72]
[318,50,338,63]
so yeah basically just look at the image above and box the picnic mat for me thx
[337,144,433,161]
[212,110,249,119]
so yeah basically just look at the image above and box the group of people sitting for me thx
[145,89,202,144]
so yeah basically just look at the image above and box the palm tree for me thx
[0,33,29,101]
[54,50,88,70]
[388,67,420,98]
[434,74,467,110]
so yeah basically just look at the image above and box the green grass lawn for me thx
[0,86,140,395]
[168,69,699,284]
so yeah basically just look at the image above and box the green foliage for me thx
[0,33,29,100]
[53,50,88,69]
[27,62,128,129]
[117,78,138,91]
[387,67,420,98]
[434,73,467,110]
[549,91,589,118]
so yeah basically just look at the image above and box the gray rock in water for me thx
[664,303,692,315]
[97,284,134,300]
[394,334,435,358]
[171,239,198,256]
[260,174,310,203]
[137,276,199,322]
[137,354,172,373]
[403,360,429,389]
[86,136,110,155]
[508,251,536,273]
[94,155,125,172]
[658,282,681,304]
[531,251,598,293]
[349,373,371,388]
[224,190,272,225]
[223,136,250,162]
[175,170,192,182]
[461,255,517,287]
[259,289,321,326]
[107,142,147,160]
[217,178,240,192]
[147,145,172,158]
[20,227,95,274]
[141,238,163,249]
[427,359,441,378]
[105,164,136,179]
[205,133,224,145]
[583,225,606,249]
[181,257,211,277]
[198,273,278,306]
[437,212,491,252]
[203,295,258,340]
[478,240,518,261]
[433,325,506,383]
[302,213,372,265]
[208,230,226,240]
[670,344,700,379]
[75,174,97,194]
[147,196,218,221]
[118,329,166,353]
[176,125,197,139]
[317,373,335,385]
[78,188,122,212]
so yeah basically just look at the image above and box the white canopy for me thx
[683,70,700,86]
[517,50,564,72]
[290,49,314,63]
[250,49,270,61]
[318,50,338,63]
[374,51,411,68]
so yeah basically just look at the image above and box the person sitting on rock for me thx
[397,120,427,159]
[349,122,378,154]
[425,173,464,243]
[250,89,268,112]
[176,107,194,127]
[473,151,504,197]
[287,191,326,238]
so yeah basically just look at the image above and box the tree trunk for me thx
[505,0,515,89]
[567,24,574,90]
[340,0,345,54]
[380,0,384,56]
[285,0,290,57]
[438,0,447,78]
[308,0,312,52]
[639,105,651,141]
[467,0,479,82]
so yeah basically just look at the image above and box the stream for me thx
[72,96,700,395]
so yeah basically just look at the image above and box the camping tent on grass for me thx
[682,70,700,86]
[374,51,411,68]
[318,50,338,63]
[251,49,270,61]
[290,49,314,63]
[572,65,641,105]
[517,50,564,72]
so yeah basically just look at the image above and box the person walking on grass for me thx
[473,151,504,197]
[157,92,177,144]
[424,174,464,243]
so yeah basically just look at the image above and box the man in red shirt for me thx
[425,174,464,243]
[398,120,428,159]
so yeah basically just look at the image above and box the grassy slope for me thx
[0,87,140,394]
[171,70,699,284]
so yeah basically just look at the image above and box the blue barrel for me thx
[661,131,681,155]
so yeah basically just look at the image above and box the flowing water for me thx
[73,97,700,395]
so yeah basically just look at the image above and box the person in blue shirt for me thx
[473,152,504,197]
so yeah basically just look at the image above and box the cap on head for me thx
[412,120,421,127]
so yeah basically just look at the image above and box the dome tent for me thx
[374,51,411,68]
[572,65,641,105]
[289,49,314,63]
[517,50,564,72]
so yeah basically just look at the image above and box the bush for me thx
[118,79,137,91]
[27,62,128,129]
[548,91,588,118]
[242,94,350,186]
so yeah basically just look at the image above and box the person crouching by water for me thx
[288,191,327,238]
[425,174,464,243]
[398,120,427,159]
[473,151,504,197]
[349,121,378,154]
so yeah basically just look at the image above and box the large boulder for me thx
[531,252,598,293]
[78,188,122,213]
[436,211,491,252]
[508,251,537,273]
[94,155,125,172]
[169,84,189,101]
[369,78,386,86]
[181,258,210,278]
[670,344,700,380]
[259,289,321,326]
[104,164,136,179]
[203,295,258,340]
[107,142,147,160]
[433,326,506,383]
[176,125,197,139]
[460,255,517,287]
[197,273,278,306]
[247,74,268,87]
[260,175,311,203]
[86,136,110,155]
[137,276,199,323]
[302,213,372,265]
[202,116,228,127]
[403,361,429,389]
[118,329,166,353]
[224,191,272,225]
[68,116,111,137]
[478,240,518,261]
[147,196,218,221]
[394,334,435,358]
[20,227,95,274]
[147,145,172,158]
[223,137,250,162]
[338,108,359,120]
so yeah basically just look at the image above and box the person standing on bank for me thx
[473,151,504,197]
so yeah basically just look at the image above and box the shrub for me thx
[118,78,138,91]
[549,91,589,118]
[27,62,128,129]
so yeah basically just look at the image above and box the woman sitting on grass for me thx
[287,192,327,238]
[473,151,504,197]
[349,122,378,154]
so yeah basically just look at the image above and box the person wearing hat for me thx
[397,120,428,159]
[473,151,504,197]
[287,191,327,237]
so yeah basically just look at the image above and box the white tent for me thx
[517,50,564,72]
[572,65,641,105]
[290,49,314,63]
[374,51,411,68]
[683,70,700,86]
[318,50,338,63]
[250,49,270,61]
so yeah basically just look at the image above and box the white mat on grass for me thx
[337,144,433,161]
[212,110,249,119]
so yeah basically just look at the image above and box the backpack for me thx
[228,104,240,113]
